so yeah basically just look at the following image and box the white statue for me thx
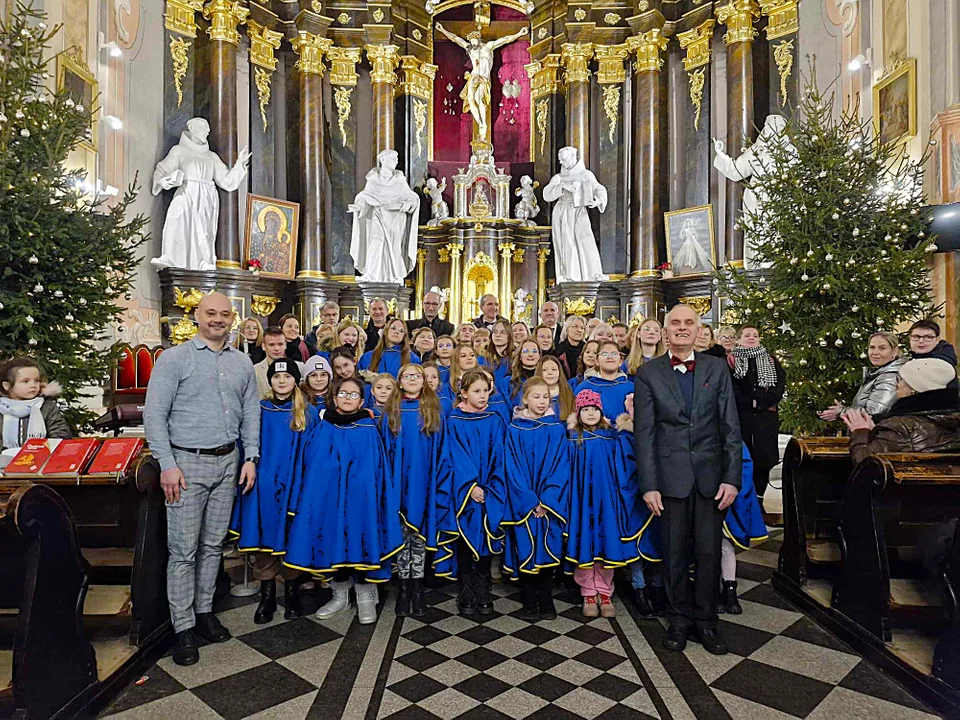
[512,288,532,323]
[543,146,608,283]
[349,149,420,284]
[514,175,539,226]
[436,22,529,139]
[713,114,797,269]
[423,177,449,227]
[151,118,251,271]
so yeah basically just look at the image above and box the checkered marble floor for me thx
[101,529,944,719]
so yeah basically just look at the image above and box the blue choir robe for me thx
[572,374,633,420]
[284,413,403,582]
[564,428,639,569]
[381,399,444,549]
[501,414,570,579]
[498,373,531,409]
[437,391,454,417]
[229,400,318,554]
[434,408,507,578]
[359,345,420,376]
[489,355,512,387]
[437,363,452,386]
[616,415,662,562]
[487,385,513,428]
[724,444,769,549]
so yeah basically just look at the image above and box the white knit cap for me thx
[898,358,956,394]
[303,355,332,379]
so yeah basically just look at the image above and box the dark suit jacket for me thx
[633,352,742,499]
[408,315,455,339]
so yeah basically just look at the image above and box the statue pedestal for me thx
[617,276,666,325]
[547,281,621,323]
[357,281,413,319]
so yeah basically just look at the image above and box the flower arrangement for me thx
[657,262,673,278]
[247,258,262,274]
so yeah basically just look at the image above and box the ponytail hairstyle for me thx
[370,318,412,373]
[458,367,492,404]
[536,355,575,419]
[450,343,479,395]
[385,363,442,436]
[510,339,541,398]
[266,385,310,432]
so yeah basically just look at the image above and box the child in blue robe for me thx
[301,355,331,409]
[572,341,634,420]
[485,319,514,387]
[359,318,420,377]
[369,373,396,420]
[422,362,454,416]
[284,376,402,626]
[434,335,455,386]
[229,360,316,624]
[565,389,638,619]
[434,368,507,616]
[483,368,513,427]
[536,355,576,421]
[381,363,444,618]
[501,338,542,407]
[502,377,570,621]
[446,343,481,400]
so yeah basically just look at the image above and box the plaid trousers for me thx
[166,448,239,632]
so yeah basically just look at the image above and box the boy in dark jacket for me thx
[0,357,72,454]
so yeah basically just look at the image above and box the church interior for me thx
[2,0,960,717]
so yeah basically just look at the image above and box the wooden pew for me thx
[778,436,851,588]
[934,519,960,691]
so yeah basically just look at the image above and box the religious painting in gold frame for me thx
[57,47,98,152]
[873,58,917,146]
[664,204,717,277]
[243,194,301,279]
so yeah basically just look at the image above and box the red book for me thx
[87,438,144,476]
[3,438,61,476]
[39,438,100,478]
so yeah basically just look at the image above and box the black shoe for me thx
[172,629,199,666]
[650,585,668,617]
[475,573,494,616]
[254,580,277,625]
[633,587,655,618]
[411,578,427,617]
[519,580,540,621]
[662,623,689,652]
[537,576,557,620]
[722,580,743,615]
[284,576,303,619]
[693,626,729,655]
[195,612,232,643]
[395,579,412,617]
[458,580,478,616]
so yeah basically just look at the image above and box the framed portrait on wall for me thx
[873,58,917,146]
[57,47,97,152]
[243,194,300,279]
[664,205,717,277]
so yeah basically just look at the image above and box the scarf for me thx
[0,396,46,450]
[732,345,778,388]
[322,406,373,426]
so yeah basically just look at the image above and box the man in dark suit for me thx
[408,291,455,338]
[363,298,392,353]
[633,304,741,655]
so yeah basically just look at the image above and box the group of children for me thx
[229,317,769,626]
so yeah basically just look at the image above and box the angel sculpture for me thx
[514,175,540,226]
[423,177,449,227]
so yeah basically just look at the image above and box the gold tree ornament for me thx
[334,86,353,147]
[602,85,620,143]
[169,37,190,107]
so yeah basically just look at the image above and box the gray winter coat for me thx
[1,397,72,453]
[845,357,907,418]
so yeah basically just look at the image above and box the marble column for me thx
[627,28,669,277]
[397,56,438,201]
[366,45,400,162]
[247,22,283,198]
[327,47,362,276]
[595,45,630,276]
[291,31,333,279]
[163,0,203,151]
[716,0,761,268]
[760,0,800,116]
[498,242,515,316]
[677,20,716,209]
[561,43,593,161]
[202,0,248,269]
[536,247,550,309]
[525,55,564,224]
[448,243,465,326]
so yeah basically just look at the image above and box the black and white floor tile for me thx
[102,530,944,719]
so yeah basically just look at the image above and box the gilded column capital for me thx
[327,47,363,85]
[248,21,283,70]
[561,43,594,84]
[498,242,516,257]
[525,54,563,99]
[165,0,203,38]
[398,56,438,99]
[292,32,333,76]
[537,247,551,260]
[715,0,761,45]
[677,20,716,71]
[366,44,400,85]
[759,0,799,40]
[595,44,629,84]
[448,242,464,258]
[202,0,249,46]
[627,29,669,74]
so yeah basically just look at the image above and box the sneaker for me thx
[599,594,615,618]
[582,595,600,618]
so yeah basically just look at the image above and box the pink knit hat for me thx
[575,389,603,412]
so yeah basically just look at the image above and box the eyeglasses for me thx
[599,351,620,359]
[521,348,540,354]
[336,391,362,399]
[911,334,937,342]
[401,373,421,381]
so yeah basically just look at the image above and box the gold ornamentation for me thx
[169,316,198,344]
[537,247,551,260]
[165,0,203,38]
[638,0,649,9]
[564,296,596,317]
[512,247,526,263]
[413,99,428,156]
[399,56,437,99]
[595,44,629,84]
[536,247,550,308]
[438,246,451,263]
[202,0,248,46]
[574,8,586,21]
[372,8,384,22]
[537,27,548,40]
[292,32,332,76]
[248,21,283,71]
[536,99,549,155]
[311,0,321,12]
[328,47,362,86]
[525,54,563,99]
[364,298,398,316]
[216,259,242,269]
[367,45,400,85]
[602,85,620,143]
[469,185,492,219]
[678,20,716,70]
[412,29,423,41]
[254,68,272,132]
[337,12,349,25]
[773,39,794,108]
[715,0,760,46]
[561,43,593,84]
[169,37,190,108]
[604,12,621,25]
[174,287,205,312]
[759,0,799,40]
[334,86,353,147]
[679,295,712,316]
[499,243,516,258]
[251,295,280,317]
[628,29,669,74]
[688,67,705,131]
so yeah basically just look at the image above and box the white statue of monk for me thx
[348,149,420,284]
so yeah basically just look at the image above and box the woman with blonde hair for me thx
[335,318,367,361]
[625,318,666,375]
[235,317,265,364]
[555,315,587,379]
[819,331,907,420]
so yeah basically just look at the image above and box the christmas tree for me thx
[0,2,147,429]
[718,64,936,434]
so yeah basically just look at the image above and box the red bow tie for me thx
[670,356,696,372]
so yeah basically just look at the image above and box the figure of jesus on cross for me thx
[436,22,529,141]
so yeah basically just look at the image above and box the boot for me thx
[356,582,379,625]
[284,576,303,619]
[254,579,277,624]
[315,578,353,620]
[475,570,494,616]
[633,586,655,618]
[722,580,743,615]
[650,585,668,617]
[171,628,199,666]
[458,573,478,616]
[395,579,412,617]
[537,573,557,620]
[519,578,539,621]
[411,578,427,617]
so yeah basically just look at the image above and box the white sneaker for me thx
[355,582,379,625]
[315,578,353,619]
